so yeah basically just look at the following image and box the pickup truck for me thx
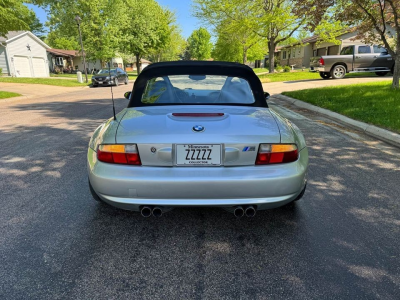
[311,45,394,79]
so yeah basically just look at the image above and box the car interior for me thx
[141,75,255,104]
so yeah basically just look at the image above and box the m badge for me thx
[242,146,256,152]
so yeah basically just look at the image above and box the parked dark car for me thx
[92,68,129,87]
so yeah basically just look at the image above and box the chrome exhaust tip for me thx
[141,206,152,218]
[245,206,256,217]
[152,207,163,217]
[233,206,245,218]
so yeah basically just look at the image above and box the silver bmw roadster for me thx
[87,61,308,217]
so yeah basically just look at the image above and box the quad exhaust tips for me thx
[234,205,256,218]
[140,206,163,217]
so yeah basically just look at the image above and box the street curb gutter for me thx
[273,94,400,148]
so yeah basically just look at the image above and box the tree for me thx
[0,0,31,37]
[148,24,187,62]
[45,31,79,50]
[187,27,212,60]
[119,0,173,73]
[27,11,46,40]
[212,35,243,62]
[194,0,309,72]
[35,0,124,64]
[212,22,267,64]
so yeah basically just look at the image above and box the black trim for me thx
[128,61,268,108]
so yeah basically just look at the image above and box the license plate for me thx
[98,81,103,84]
[176,144,221,166]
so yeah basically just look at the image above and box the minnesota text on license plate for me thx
[176,144,221,166]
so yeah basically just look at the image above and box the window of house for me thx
[292,49,296,58]
[358,46,371,54]
[55,57,63,66]
[283,51,287,59]
[313,50,317,57]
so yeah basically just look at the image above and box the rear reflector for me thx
[172,113,224,117]
[97,144,141,165]
[256,144,298,165]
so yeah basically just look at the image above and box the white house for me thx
[0,31,50,77]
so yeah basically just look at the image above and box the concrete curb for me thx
[273,93,400,148]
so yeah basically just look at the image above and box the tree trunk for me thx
[392,54,400,90]
[268,40,275,73]
[243,46,248,65]
[135,54,142,75]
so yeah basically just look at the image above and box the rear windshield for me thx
[141,75,255,104]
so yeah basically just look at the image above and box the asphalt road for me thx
[0,84,399,299]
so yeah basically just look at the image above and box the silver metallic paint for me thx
[87,105,308,211]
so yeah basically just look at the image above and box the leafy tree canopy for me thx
[187,27,212,60]
[0,0,32,37]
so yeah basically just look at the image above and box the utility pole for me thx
[75,15,88,83]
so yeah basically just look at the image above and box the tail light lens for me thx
[319,57,325,66]
[256,144,298,165]
[97,144,141,165]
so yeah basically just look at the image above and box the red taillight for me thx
[172,113,224,117]
[97,144,141,165]
[319,57,325,66]
[256,144,298,165]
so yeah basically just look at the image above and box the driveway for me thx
[0,84,399,299]
[262,75,393,95]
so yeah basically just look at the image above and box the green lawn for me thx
[282,81,400,133]
[252,68,270,74]
[259,71,320,82]
[0,77,89,87]
[0,91,21,99]
[258,70,389,83]
[50,73,80,78]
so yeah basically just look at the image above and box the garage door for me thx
[32,57,47,77]
[13,56,32,77]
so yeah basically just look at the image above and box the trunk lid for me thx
[116,105,280,166]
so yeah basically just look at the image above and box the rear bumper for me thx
[310,67,326,72]
[87,147,308,211]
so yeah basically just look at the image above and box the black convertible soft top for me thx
[128,61,268,108]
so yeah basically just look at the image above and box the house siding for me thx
[7,34,49,77]
[0,45,9,74]
[73,57,102,72]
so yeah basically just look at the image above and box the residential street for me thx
[0,83,399,299]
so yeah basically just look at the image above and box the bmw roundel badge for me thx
[192,125,205,132]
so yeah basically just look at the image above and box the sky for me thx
[25,0,201,39]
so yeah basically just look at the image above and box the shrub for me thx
[284,66,291,72]
[275,65,283,72]
[0,67,2,76]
